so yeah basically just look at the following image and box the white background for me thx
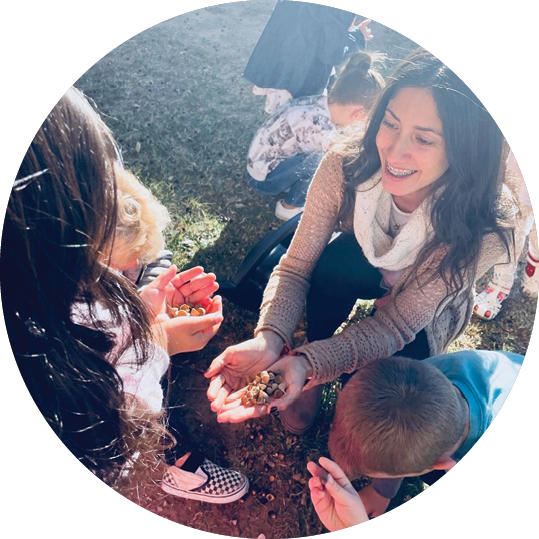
[1,1,537,538]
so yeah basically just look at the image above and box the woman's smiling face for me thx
[376,87,449,212]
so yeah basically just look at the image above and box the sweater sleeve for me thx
[296,232,511,388]
[254,152,345,345]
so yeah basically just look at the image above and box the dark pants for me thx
[249,152,323,207]
[306,233,430,360]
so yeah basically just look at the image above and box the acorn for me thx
[242,371,286,407]
[166,303,209,318]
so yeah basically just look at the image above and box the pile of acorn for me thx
[167,303,206,317]
[241,370,286,407]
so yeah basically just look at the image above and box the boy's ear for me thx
[431,454,457,471]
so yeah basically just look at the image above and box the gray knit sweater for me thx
[255,152,517,389]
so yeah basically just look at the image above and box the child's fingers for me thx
[200,295,223,323]
[322,473,361,508]
[188,281,220,306]
[174,271,215,298]
[318,457,353,489]
[182,272,217,298]
[308,477,327,501]
[188,313,224,333]
[206,293,223,313]
[148,264,177,291]
[167,272,212,305]
[307,460,329,480]
[144,264,177,292]
[309,475,324,489]
[308,477,334,515]
[170,266,205,288]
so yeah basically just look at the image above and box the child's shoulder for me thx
[426,350,524,381]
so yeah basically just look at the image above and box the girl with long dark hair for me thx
[1,88,249,502]
[206,48,518,432]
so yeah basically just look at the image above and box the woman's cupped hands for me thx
[205,330,313,423]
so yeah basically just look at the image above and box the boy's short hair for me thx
[112,166,170,267]
[328,357,467,478]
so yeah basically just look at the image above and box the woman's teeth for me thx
[386,163,417,178]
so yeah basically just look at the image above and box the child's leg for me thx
[523,220,539,298]
[249,152,322,207]
[473,267,515,321]
[474,203,532,319]
[161,415,249,503]
[474,167,534,319]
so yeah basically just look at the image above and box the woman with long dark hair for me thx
[0,88,249,502]
[206,48,518,432]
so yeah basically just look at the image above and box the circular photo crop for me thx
[2,1,535,538]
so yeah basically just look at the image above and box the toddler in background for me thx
[474,151,537,320]
[247,50,385,220]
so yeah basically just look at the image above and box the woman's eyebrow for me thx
[386,107,444,137]
[416,125,444,137]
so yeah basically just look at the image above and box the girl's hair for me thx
[328,50,386,110]
[328,357,468,478]
[112,166,171,268]
[1,87,166,483]
[335,48,512,310]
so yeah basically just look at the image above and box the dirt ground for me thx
[75,1,536,537]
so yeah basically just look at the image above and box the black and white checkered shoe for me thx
[161,451,249,504]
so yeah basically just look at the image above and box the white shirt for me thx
[71,302,169,413]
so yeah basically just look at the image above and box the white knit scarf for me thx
[353,172,434,272]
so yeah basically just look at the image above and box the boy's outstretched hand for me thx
[307,457,368,532]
